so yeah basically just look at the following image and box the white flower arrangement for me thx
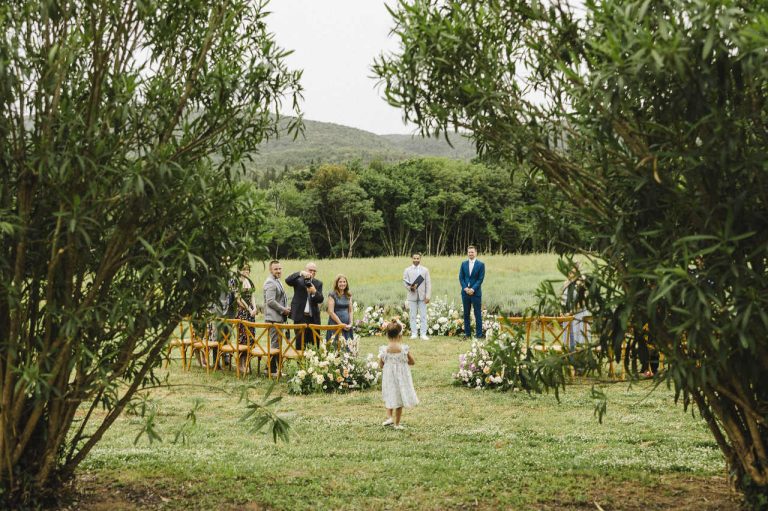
[452,330,534,391]
[288,342,381,395]
[353,298,501,338]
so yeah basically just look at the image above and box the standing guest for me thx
[286,262,324,350]
[235,263,258,373]
[403,252,431,340]
[327,274,354,347]
[561,261,589,349]
[459,245,485,339]
[264,260,291,377]
[199,273,237,369]
[379,320,419,430]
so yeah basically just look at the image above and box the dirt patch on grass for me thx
[538,474,741,511]
[55,472,741,510]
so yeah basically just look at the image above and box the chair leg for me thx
[180,346,187,371]
[213,349,222,373]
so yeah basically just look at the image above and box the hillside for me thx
[248,118,476,171]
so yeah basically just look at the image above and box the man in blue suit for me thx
[459,245,485,338]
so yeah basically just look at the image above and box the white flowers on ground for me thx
[452,331,533,391]
[288,342,382,395]
[354,298,502,338]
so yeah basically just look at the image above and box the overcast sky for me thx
[267,0,416,135]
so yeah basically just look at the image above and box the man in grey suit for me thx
[264,260,290,376]
[403,252,432,340]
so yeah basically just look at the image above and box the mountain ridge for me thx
[249,118,476,170]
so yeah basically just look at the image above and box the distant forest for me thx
[242,119,588,258]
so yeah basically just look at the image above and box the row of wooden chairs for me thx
[166,318,346,380]
[498,315,664,378]
[497,315,591,352]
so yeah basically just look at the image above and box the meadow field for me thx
[70,336,737,511]
[251,254,564,313]
[64,255,738,510]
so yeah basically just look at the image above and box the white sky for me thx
[267,0,416,135]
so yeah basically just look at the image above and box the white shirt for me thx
[468,259,475,275]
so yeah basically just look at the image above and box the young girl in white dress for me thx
[379,320,419,429]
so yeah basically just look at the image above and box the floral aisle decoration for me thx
[404,298,501,337]
[287,339,381,395]
[353,303,389,336]
[352,299,501,338]
[452,327,541,391]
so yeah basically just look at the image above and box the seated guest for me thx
[327,274,353,348]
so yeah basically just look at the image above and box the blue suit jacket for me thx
[459,259,485,298]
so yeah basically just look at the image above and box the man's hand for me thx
[344,323,352,331]
[425,298,430,304]
[307,284,316,295]
[283,307,291,316]
[300,270,311,279]
[410,284,416,291]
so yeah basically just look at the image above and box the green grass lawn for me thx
[74,336,737,511]
[250,254,563,313]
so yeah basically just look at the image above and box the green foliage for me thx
[375,0,768,504]
[0,0,301,506]
[266,157,588,258]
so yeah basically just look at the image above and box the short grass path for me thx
[75,337,739,510]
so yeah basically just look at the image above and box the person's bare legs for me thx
[394,407,403,426]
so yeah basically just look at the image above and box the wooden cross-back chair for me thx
[307,324,346,351]
[535,315,574,352]
[274,323,307,380]
[497,316,534,350]
[213,318,250,378]
[242,321,281,378]
[188,319,223,372]
[166,317,195,368]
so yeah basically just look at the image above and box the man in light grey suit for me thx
[264,260,290,376]
[403,252,432,340]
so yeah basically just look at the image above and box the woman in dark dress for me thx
[327,274,353,347]
[236,264,257,373]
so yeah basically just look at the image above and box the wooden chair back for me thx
[274,323,307,379]
[166,317,195,368]
[242,321,281,379]
[537,315,574,352]
[497,316,534,350]
[307,324,345,350]
[188,319,222,372]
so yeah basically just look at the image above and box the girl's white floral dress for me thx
[379,345,419,409]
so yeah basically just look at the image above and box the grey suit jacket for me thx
[263,276,289,322]
[403,265,431,302]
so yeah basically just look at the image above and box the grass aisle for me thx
[74,337,737,510]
